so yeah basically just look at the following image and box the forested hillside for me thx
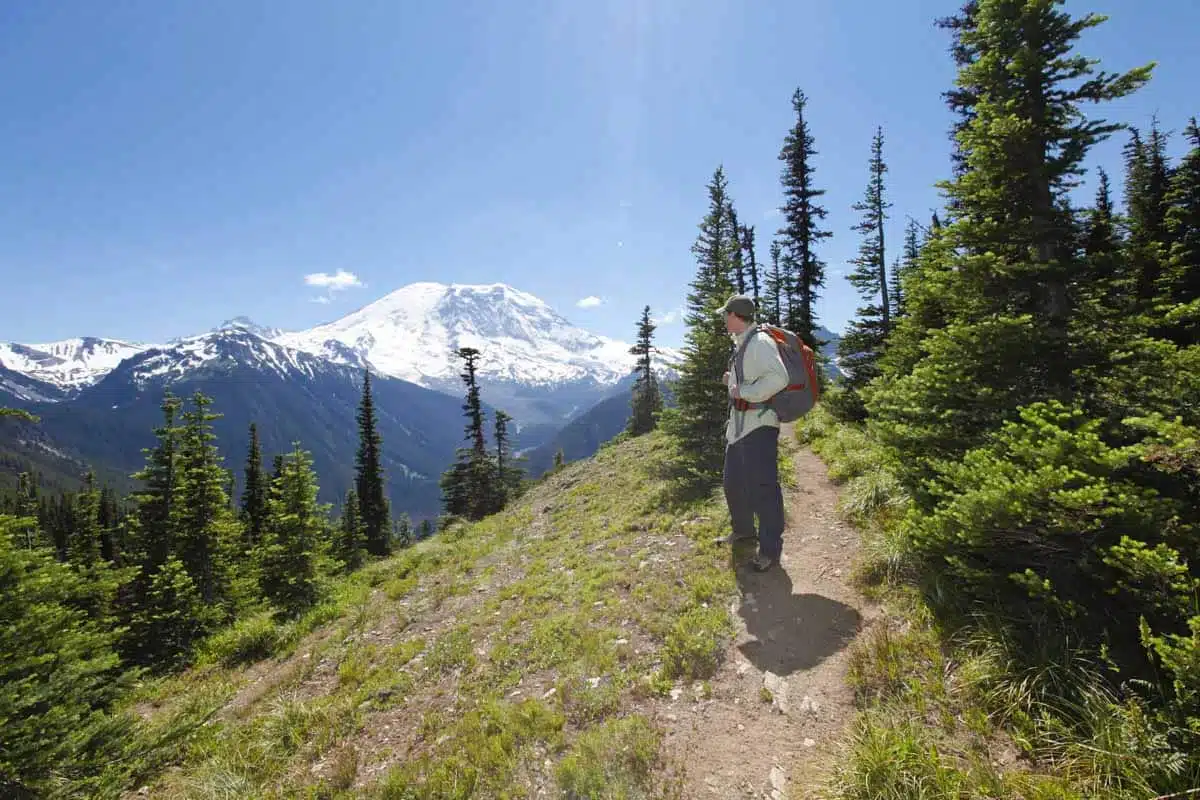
[2,0,1198,796]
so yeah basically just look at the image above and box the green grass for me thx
[112,431,739,798]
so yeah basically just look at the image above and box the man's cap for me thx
[719,294,756,319]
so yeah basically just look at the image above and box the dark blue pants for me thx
[722,425,785,560]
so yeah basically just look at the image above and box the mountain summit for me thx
[275,281,680,390]
[0,337,150,397]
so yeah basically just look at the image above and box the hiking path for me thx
[655,428,881,799]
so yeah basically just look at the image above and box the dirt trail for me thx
[657,431,880,799]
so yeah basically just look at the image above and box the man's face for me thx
[724,312,744,335]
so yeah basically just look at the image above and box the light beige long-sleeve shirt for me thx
[726,326,790,444]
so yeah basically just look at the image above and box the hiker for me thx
[718,294,789,572]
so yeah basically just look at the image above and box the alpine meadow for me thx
[2,1,1200,797]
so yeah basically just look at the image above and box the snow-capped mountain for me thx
[120,329,332,389]
[212,316,285,340]
[274,282,682,390]
[0,336,150,394]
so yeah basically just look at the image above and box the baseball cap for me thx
[718,294,756,319]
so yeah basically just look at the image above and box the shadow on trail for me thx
[733,559,861,676]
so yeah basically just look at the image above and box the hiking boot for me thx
[750,552,778,572]
[713,531,756,546]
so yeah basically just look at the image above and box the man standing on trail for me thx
[717,294,789,572]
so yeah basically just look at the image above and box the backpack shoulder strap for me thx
[732,324,760,385]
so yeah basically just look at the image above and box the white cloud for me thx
[304,269,364,304]
[576,295,603,309]
[304,269,364,292]
[653,307,683,325]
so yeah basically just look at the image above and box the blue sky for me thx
[1,0,1196,349]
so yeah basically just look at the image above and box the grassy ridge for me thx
[111,431,743,798]
[798,401,1194,800]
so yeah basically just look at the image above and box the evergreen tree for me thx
[777,88,830,346]
[259,444,324,616]
[439,461,470,518]
[764,239,784,327]
[64,472,129,629]
[355,370,390,556]
[627,305,663,436]
[240,423,268,546]
[172,392,234,612]
[836,126,892,420]
[394,512,413,548]
[728,204,745,293]
[1162,118,1200,344]
[1123,120,1174,305]
[439,347,496,520]
[130,393,183,573]
[335,489,365,572]
[127,554,204,671]
[271,455,284,483]
[660,165,738,485]
[890,219,921,320]
[97,485,121,564]
[552,448,566,471]
[11,473,41,550]
[493,409,523,506]
[741,224,761,309]
[66,473,101,567]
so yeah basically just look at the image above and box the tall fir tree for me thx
[627,305,663,436]
[660,165,738,485]
[764,239,784,327]
[1162,118,1200,344]
[97,485,121,564]
[335,489,365,572]
[889,218,921,321]
[493,409,523,506]
[172,392,235,614]
[741,224,761,308]
[240,423,268,546]
[728,204,745,293]
[121,395,209,669]
[837,125,893,417]
[64,472,129,630]
[1123,120,1174,306]
[258,443,325,616]
[66,472,103,568]
[355,370,390,556]
[12,473,42,550]
[439,347,497,520]
[777,88,830,346]
[1080,167,1126,307]
[130,393,183,573]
